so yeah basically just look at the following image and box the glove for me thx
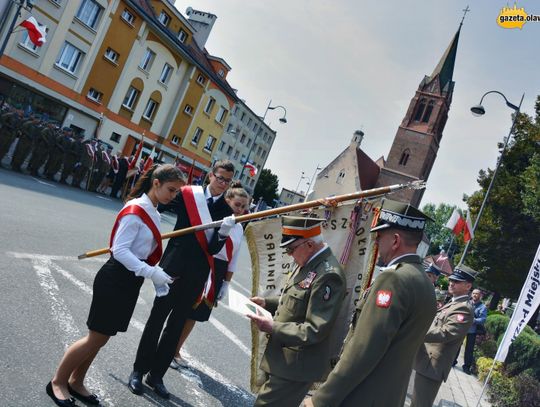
[149,265,173,286]
[153,281,170,297]
[217,281,230,301]
[218,215,235,237]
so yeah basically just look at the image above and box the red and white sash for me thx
[111,155,119,174]
[102,150,111,166]
[109,204,162,266]
[181,186,222,305]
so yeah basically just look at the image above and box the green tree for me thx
[254,168,279,206]
[422,202,462,255]
[464,96,540,298]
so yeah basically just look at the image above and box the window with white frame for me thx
[183,104,193,115]
[143,99,159,121]
[204,135,216,152]
[253,123,259,133]
[247,118,252,127]
[171,135,180,145]
[257,146,262,156]
[158,11,170,26]
[121,9,135,25]
[204,97,215,114]
[56,42,85,74]
[216,106,228,124]
[233,150,240,160]
[139,48,155,71]
[104,47,119,63]
[226,123,233,133]
[241,154,246,163]
[246,138,252,148]
[336,169,346,185]
[178,29,187,43]
[226,146,233,155]
[87,88,103,103]
[196,74,205,85]
[20,29,41,52]
[241,112,246,122]
[122,86,139,110]
[218,69,224,77]
[218,141,225,151]
[262,150,267,158]
[76,0,102,29]
[159,63,173,84]
[110,132,121,143]
[191,127,203,145]
[240,134,246,143]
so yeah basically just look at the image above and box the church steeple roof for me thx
[429,25,461,92]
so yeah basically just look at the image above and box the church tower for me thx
[376,25,462,206]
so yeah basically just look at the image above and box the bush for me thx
[476,357,503,382]
[513,372,540,407]
[477,338,498,359]
[485,314,509,340]
[506,332,540,380]
[489,373,520,407]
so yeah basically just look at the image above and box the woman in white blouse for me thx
[46,164,184,407]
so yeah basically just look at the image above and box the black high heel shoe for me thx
[68,384,100,405]
[46,382,77,407]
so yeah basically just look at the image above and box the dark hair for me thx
[212,160,235,174]
[397,229,423,246]
[225,182,250,200]
[126,164,185,201]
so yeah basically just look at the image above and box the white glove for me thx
[218,215,235,237]
[153,281,170,297]
[149,265,173,286]
[217,281,230,301]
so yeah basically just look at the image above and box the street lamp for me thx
[458,90,524,266]
[304,164,322,202]
[295,171,306,193]
[262,99,287,123]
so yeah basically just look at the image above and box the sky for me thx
[175,0,540,208]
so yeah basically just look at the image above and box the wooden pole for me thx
[78,180,426,260]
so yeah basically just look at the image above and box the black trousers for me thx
[463,332,477,369]
[133,270,207,380]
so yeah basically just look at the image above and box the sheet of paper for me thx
[226,288,273,319]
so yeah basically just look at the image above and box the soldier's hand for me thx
[246,313,273,333]
[250,296,266,308]
[303,397,314,407]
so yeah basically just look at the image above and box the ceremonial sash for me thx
[111,155,119,174]
[102,150,111,166]
[109,204,162,266]
[181,186,219,305]
[85,142,95,161]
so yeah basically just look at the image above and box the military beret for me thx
[371,199,432,232]
[280,215,325,247]
[449,265,476,282]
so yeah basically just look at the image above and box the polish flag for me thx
[445,208,466,236]
[463,210,475,242]
[244,162,258,177]
[128,138,144,171]
[20,17,47,47]
[142,145,155,173]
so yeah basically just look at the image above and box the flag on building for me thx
[244,162,258,177]
[20,17,47,47]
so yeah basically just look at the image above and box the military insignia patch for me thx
[323,285,331,301]
[298,271,317,289]
[375,290,392,308]
[456,314,466,322]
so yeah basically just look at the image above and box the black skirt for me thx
[189,259,228,322]
[87,257,144,336]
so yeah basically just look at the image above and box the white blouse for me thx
[111,193,161,276]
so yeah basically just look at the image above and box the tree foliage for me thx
[253,168,279,206]
[464,96,540,298]
[422,202,463,256]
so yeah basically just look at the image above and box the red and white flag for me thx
[142,145,155,173]
[128,137,144,171]
[20,17,47,47]
[445,208,466,236]
[463,210,474,242]
[244,162,258,177]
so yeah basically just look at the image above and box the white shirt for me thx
[111,193,161,276]
[452,294,469,303]
[204,187,223,203]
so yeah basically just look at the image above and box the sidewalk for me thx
[404,364,491,407]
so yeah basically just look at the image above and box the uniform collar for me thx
[452,294,469,303]
[304,245,331,270]
[387,253,421,267]
[204,187,223,202]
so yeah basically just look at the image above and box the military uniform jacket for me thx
[260,247,346,383]
[312,254,437,407]
[414,296,474,382]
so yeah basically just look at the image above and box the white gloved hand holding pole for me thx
[149,265,173,286]
[218,215,235,238]
[153,281,170,297]
[217,281,230,301]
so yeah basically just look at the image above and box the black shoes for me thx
[68,384,100,405]
[128,371,144,395]
[462,365,472,375]
[145,374,170,399]
[46,382,78,407]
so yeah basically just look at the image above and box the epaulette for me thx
[380,264,399,273]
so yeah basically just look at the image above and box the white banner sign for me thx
[495,242,540,362]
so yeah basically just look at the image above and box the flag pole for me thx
[78,180,426,259]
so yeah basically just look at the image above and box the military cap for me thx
[425,263,442,277]
[449,265,476,282]
[280,215,325,247]
[370,199,431,232]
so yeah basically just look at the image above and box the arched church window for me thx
[399,149,410,166]
[336,169,346,185]
[413,98,426,121]
[422,100,435,123]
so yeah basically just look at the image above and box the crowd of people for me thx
[0,106,135,199]
[36,157,489,407]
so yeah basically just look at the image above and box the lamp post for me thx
[304,164,322,202]
[262,99,287,123]
[295,171,306,194]
[458,90,524,266]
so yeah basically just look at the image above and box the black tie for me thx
[207,197,213,209]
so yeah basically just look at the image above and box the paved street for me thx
[0,168,255,406]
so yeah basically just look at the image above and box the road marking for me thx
[31,177,57,187]
[209,316,250,356]
[231,279,251,296]
[95,195,112,201]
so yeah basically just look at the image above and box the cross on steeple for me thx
[460,5,470,26]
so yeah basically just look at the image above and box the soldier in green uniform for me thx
[248,216,346,407]
[59,128,78,184]
[11,115,41,172]
[0,109,23,166]
[72,138,95,188]
[410,266,475,407]
[93,145,112,192]
[28,122,56,176]
[44,126,65,180]
[88,143,104,191]
[307,199,437,407]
